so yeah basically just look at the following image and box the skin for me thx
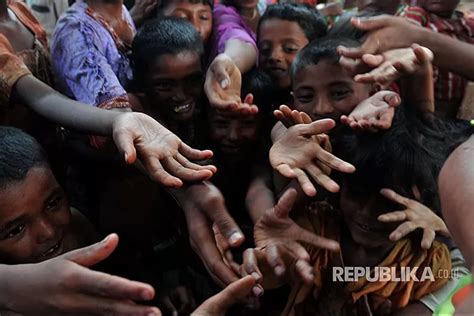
[258,18,309,90]
[422,0,461,18]
[144,52,203,126]
[162,0,212,43]
[0,167,77,264]
[207,109,259,164]
[292,59,371,121]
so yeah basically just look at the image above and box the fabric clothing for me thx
[51,1,134,109]
[0,34,32,105]
[281,205,451,316]
[398,6,474,103]
[209,0,270,60]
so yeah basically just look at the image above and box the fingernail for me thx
[275,266,285,276]
[220,79,229,88]
[124,152,128,162]
[229,232,243,246]
[253,286,263,297]
[102,235,112,244]
[251,272,261,281]
[141,289,153,301]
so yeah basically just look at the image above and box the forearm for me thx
[246,176,275,223]
[14,75,123,135]
[223,39,257,74]
[402,66,435,113]
[418,30,474,81]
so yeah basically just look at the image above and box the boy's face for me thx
[292,59,371,121]
[208,110,259,164]
[0,167,74,264]
[259,18,309,90]
[162,1,212,43]
[339,183,399,249]
[422,0,460,17]
[145,52,203,123]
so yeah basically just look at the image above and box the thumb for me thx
[213,61,232,89]
[298,119,336,136]
[192,276,256,315]
[62,234,119,267]
[113,129,137,165]
[274,189,298,218]
[382,92,401,107]
[351,15,392,31]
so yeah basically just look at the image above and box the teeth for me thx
[174,104,191,113]
[42,243,59,257]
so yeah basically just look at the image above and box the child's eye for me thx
[330,90,352,100]
[199,13,210,21]
[155,83,173,91]
[296,94,313,103]
[283,46,298,54]
[259,46,271,57]
[46,195,62,211]
[4,224,26,240]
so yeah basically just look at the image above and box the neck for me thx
[86,0,123,13]
[0,0,9,20]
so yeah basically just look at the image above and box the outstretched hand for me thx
[270,120,355,196]
[340,91,400,131]
[204,54,258,115]
[112,112,216,188]
[3,234,161,315]
[378,189,450,249]
[251,189,340,284]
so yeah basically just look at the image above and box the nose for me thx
[35,216,56,244]
[228,124,241,142]
[190,16,203,38]
[269,47,284,63]
[313,95,335,118]
[171,86,187,103]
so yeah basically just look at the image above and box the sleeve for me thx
[211,5,257,56]
[51,19,129,109]
[0,34,32,100]
[397,6,430,27]
[8,1,48,48]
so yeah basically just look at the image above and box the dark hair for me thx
[0,127,49,189]
[332,107,474,212]
[241,68,276,115]
[291,36,360,79]
[132,17,204,81]
[258,3,327,42]
[156,0,213,14]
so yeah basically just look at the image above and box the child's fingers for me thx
[383,92,401,107]
[75,294,161,316]
[160,296,178,316]
[380,188,410,207]
[175,153,217,174]
[362,53,384,67]
[179,142,214,161]
[293,168,317,197]
[421,229,436,250]
[296,228,341,252]
[301,112,313,124]
[274,188,298,218]
[389,221,417,241]
[291,110,304,124]
[295,260,314,285]
[412,44,433,64]
[286,242,311,262]
[162,157,213,183]
[374,111,394,130]
[266,244,286,277]
[378,211,407,223]
[298,119,336,137]
[304,164,340,193]
[314,146,356,174]
[275,163,297,179]
[142,156,183,188]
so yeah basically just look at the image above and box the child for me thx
[257,3,327,101]
[0,126,96,264]
[156,0,213,44]
[246,109,464,315]
[132,17,205,143]
[398,0,474,118]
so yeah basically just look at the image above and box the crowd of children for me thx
[0,0,474,315]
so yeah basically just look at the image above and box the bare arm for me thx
[224,39,258,74]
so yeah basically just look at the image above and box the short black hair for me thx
[332,107,473,212]
[291,36,360,79]
[258,3,327,42]
[156,0,213,13]
[241,69,276,115]
[0,127,49,189]
[132,17,204,81]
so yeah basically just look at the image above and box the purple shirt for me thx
[210,4,258,61]
[51,1,134,107]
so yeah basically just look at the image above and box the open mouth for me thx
[220,146,241,154]
[173,103,194,114]
[267,67,287,77]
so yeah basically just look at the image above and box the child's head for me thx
[356,0,401,15]
[422,0,460,18]
[132,17,204,123]
[258,3,327,90]
[291,36,371,121]
[221,0,259,11]
[207,70,274,164]
[0,127,73,264]
[333,109,454,249]
[157,0,213,43]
